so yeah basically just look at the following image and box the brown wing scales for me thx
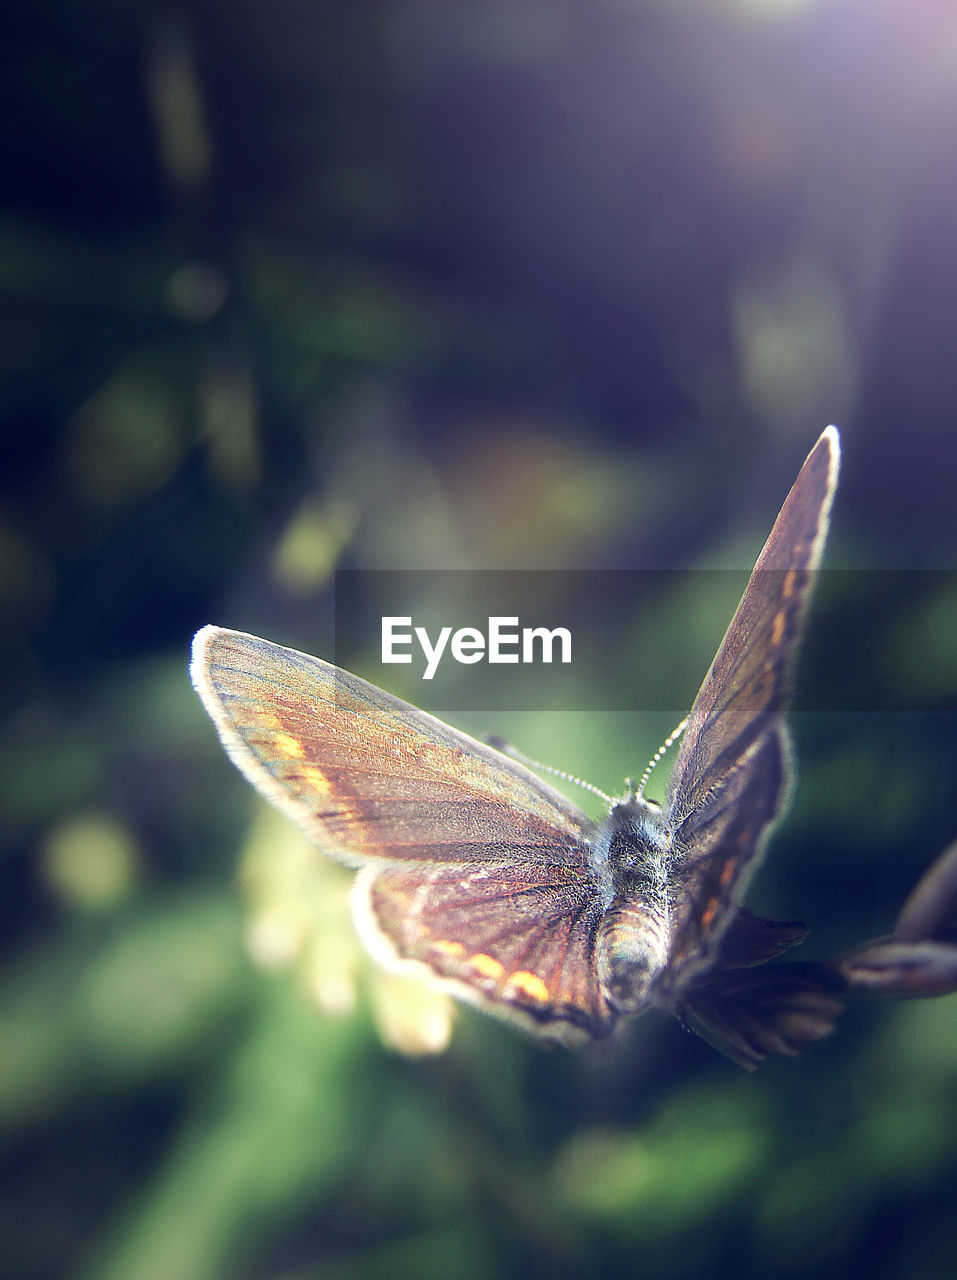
[358,860,616,1040]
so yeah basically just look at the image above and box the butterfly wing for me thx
[679,962,845,1071]
[355,862,612,1041]
[659,426,841,997]
[191,626,615,1041]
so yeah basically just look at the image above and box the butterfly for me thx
[191,426,841,1066]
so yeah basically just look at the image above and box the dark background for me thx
[2,2,957,1278]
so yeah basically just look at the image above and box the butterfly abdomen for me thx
[596,893,671,1012]
[591,798,673,1012]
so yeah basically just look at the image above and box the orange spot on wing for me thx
[252,712,282,732]
[771,610,787,646]
[504,970,550,1003]
[782,568,797,599]
[300,765,332,793]
[432,939,466,960]
[275,732,305,760]
[469,953,505,981]
[294,766,358,828]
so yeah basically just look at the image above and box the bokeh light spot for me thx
[41,810,139,910]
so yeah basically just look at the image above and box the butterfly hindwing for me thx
[356,860,616,1041]
[661,725,788,997]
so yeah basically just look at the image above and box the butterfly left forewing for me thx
[192,626,596,867]
[660,427,840,995]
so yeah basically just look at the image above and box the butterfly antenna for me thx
[635,717,689,800]
[485,736,615,807]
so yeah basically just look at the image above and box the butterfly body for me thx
[590,797,673,1013]
[192,426,841,1064]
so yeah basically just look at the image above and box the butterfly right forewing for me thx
[669,427,839,826]
[660,427,841,995]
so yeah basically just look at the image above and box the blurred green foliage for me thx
[2,1,957,1278]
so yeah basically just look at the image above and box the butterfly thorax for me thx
[590,798,674,1013]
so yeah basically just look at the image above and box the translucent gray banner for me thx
[330,569,957,713]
